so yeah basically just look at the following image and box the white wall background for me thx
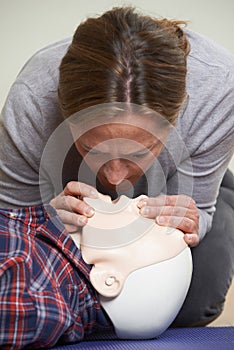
[0,0,234,170]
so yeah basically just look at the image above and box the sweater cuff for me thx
[197,208,214,241]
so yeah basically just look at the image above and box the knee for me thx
[171,297,224,327]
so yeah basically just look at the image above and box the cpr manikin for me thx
[71,195,193,339]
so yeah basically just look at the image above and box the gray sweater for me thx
[0,29,234,240]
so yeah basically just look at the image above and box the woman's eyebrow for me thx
[79,140,158,154]
[126,142,158,155]
[78,140,93,151]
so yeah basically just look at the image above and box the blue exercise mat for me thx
[52,327,234,350]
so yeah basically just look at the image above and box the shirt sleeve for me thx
[0,256,38,349]
[0,243,78,349]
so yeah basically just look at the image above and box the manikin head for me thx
[71,194,193,339]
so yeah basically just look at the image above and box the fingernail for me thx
[89,190,99,198]
[78,217,87,226]
[157,216,165,224]
[186,234,192,242]
[85,207,95,217]
[138,200,147,209]
[140,207,149,215]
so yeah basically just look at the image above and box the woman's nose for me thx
[103,159,129,185]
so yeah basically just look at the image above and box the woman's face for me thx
[73,121,167,191]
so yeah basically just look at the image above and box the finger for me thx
[184,233,200,247]
[64,181,99,199]
[64,223,81,233]
[52,194,81,211]
[140,205,197,220]
[56,209,88,227]
[138,195,196,208]
[53,195,95,217]
[156,215,198,234]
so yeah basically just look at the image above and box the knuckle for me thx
[182,217,192,231]
[181,195,195,207]
[72,213,80,226]
[184,195,191,206]
[173,206,182,216]
[189,220,198,233]
[157,195,168,206]
[189,198,197,208]
[191,222,197,232]
[62,195,71,210]
[65,181,75,193]
[167,215,178,228]
[153,206,162,216]
[65,181,83,195]
[180,194,188,201]
[165,196,173,206]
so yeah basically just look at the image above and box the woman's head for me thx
[58,6,190,124]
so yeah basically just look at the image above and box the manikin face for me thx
[73,120,168,191]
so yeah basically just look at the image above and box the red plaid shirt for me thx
[0,205,112,349]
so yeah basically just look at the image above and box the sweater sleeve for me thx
[0,82,57,207]
[0,39,70,208]
[165,72,234,240]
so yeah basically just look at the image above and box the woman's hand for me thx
[50,181,99,233]
[138,194,200,247]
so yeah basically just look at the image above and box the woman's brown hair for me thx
[58,7,190,124]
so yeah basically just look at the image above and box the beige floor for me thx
[209,279,234,327]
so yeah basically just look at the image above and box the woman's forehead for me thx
[80,123,157,142]
[69,108,171,145]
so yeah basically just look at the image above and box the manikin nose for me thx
[103,159,129,185]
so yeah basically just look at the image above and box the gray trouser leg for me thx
[172,170,234,327]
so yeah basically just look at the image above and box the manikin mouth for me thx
[100,176,135,192]
[115,179,133,192]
